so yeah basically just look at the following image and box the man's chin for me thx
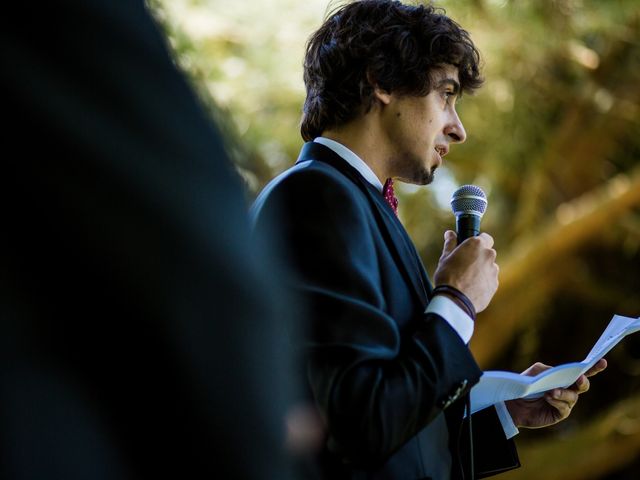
[423,165,438,185]
[398,168,436,186]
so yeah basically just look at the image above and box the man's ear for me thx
[367,70,392,106]
[373,86,392,105]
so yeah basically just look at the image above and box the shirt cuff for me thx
[426,295,474,344]
[494,401,520,439]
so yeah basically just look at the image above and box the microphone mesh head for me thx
[450,184,487,217]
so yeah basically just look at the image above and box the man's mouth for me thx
[434,145,448,158]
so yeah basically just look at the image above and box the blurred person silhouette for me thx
[251,1,607,479]
[1,1,299,479]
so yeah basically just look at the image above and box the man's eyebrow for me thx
[435,78,461,95]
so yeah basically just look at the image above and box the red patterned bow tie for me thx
[383,178,398,216]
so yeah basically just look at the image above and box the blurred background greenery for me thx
[151,1,639,478]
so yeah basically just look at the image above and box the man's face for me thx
[380,64,467,185]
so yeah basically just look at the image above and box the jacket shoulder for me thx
[251,160,369,222]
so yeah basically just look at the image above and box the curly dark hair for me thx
[301,0,483,141]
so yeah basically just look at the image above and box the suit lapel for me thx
[368,187,432,307]
[296,142,430,309]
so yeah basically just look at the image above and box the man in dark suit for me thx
[2,1,295,479]
[251,1,605,479]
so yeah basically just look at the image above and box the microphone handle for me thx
[456,214,481,245]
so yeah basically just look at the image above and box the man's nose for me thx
[444,111,466,144]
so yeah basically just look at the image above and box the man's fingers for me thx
[478,232,495,248]
[544,396,572,419]
[548,388,579,406]
[566,359,605,394]
[522,362,553,377]
[585,358,608,377]
[457,232,494,250]
[440,230,457,258]
[545,388,580,421]
[571,375,590,394]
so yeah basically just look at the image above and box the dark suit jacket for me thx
[252,142,520,479]
[2,1,295,479]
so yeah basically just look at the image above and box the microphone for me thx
[450,185,487,245]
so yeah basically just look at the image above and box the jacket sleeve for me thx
[252,165,483,466]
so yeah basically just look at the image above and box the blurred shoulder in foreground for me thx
[1,1,297,478]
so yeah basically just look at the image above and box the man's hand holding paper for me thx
[505,359,608,428]
[471,315,640,420]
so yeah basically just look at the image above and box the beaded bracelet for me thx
[432,284,477,321]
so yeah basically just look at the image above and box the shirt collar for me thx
[313,137,384,192]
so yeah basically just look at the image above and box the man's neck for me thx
[321,120,390,184]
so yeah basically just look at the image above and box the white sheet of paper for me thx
[470,314,640,414]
